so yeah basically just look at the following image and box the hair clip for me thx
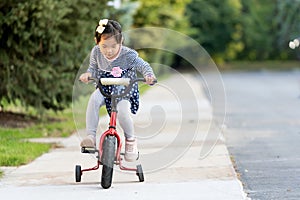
[96,19,109,34]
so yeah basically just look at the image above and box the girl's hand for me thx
[79,72,92,83]
[145,75,156,85]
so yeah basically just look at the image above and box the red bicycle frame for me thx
[80,78,149,175]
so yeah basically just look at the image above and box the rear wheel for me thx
[75,165,81,182]
[136,164,144,182]
[101,135,116,189]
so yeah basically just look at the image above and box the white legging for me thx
[86,89,134,139]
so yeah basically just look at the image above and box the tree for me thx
[0,0,110,114]
[186,0,300,61]
[186,0,244,63]
[236,0,300,60]
[274,0,300,59]
[237,0,277,60]
[130,0,192,68]
[133,0,191,33]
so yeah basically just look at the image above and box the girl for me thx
[79,19,156,162]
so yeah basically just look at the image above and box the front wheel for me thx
[101,135,116,189]
[136,164,144,182]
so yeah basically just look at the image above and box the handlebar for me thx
[86,77,157,98]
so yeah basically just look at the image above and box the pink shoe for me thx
[125,138,139,162]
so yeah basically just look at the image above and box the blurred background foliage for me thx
[1,0,300,113]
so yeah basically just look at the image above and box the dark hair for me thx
[94,20,122,44]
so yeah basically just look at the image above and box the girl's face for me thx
[99,35,121,60]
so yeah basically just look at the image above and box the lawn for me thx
[0,110,76,167]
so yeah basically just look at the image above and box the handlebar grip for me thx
[88,77,97,82]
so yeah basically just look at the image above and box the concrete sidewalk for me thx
[0,73,247,199]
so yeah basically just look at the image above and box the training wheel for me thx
[136,164,144,182]
[75,165,82,182]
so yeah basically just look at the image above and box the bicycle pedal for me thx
[81,147,98,154]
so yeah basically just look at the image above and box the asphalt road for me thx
[218,70,300,199]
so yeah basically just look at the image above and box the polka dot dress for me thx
[99,69,139,116]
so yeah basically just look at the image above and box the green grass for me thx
[0,138,51,166]
[0,108,77,167]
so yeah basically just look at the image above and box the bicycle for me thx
[75,77,155,189]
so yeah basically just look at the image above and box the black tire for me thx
[75,165,81,182]
[136,164,144,182]
[101,135,116,189]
